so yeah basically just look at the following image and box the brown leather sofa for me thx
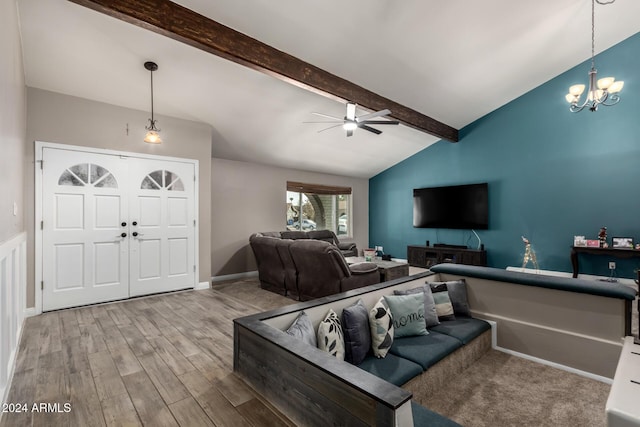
[249,233,378,300]
[280,229,357,257]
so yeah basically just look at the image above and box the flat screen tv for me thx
[413,183,488,229]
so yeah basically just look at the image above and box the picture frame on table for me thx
[612,237,634,249]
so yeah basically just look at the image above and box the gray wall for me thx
[25,88,213,307]
[0,0,26,243]
[211,158,369,277]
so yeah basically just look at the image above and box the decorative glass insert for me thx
[140,170,184,191]
[58,163,117,188]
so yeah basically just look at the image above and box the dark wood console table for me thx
[407,245,486,268]
[570,246,640,278]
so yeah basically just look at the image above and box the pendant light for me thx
[143,61,162,144]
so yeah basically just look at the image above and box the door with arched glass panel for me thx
[41,147,197,311]
[128,159,195,297]
[42,148,129,311]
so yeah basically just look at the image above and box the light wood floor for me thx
[1,288,296,427]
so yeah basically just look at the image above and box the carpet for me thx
[217,278,616,427]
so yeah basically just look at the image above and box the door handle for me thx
[132,221,138,226]
[121,222,127,227]
[119,233,127,238]
[132,232,144,238]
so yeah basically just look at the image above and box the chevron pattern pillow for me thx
[369,297,394,358]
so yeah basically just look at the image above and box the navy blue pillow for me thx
[341,299,371,365]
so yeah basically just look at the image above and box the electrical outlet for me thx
[377,246,383,253]
[609,261,616,270]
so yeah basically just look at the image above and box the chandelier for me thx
[565,0,623,112]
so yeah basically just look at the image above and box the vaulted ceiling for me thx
[17,0,640,178]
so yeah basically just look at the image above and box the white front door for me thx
[42,148,130,311]
[129,159,195,297]
[41,146,197,311]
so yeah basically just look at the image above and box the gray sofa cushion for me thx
[342,299,371,365]
[389,331,462,370]
[429,318,491,345]
[357,353,423,387]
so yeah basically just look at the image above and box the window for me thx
[140,170,184,191]
[58,163,117,188]
[286,181,352,236]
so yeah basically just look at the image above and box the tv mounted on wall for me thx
[413,183,489,229]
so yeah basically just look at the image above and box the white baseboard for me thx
[211,271,258,283]
[493,345,613,384]
[484,318,612,384]
[195,281,211,290]
[23,307,37,318]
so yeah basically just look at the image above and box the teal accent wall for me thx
[370,32,640,278]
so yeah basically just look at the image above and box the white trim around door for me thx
[35,141,200,313]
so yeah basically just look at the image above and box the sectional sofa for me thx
[250,232,378,300]
[234,264,635,426]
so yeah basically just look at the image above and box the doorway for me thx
[36,143,198,311]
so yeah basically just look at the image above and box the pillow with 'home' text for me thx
[394,285,440,327]
[383,294,428,338]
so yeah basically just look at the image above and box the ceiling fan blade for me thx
[312,112,343,121]
[356,109,391,122]
[303,120,343,124]
[346,129,354,137]
[317,124,344,133]
[346,102,357,121]
[359,120,399,125]
[359,124,382,135]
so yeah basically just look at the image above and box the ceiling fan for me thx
[305,102,400,137]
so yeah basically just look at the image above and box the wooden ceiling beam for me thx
[68,0,459,142]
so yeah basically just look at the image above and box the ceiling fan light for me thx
[343,121,357,131]
[608,80,624,93]
[596,77,615,90]
[569,84,586,96]
[565,93,577,104]
[144,130,162,144]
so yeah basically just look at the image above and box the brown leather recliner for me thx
[249,234,287,295]
[289,240,379,301]
[307,230,358,257]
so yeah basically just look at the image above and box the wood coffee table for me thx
[345,257,410,282]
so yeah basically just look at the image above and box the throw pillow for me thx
[429,283,456,321]
[394,285,440,327]
[317,309,345,360]
[369,297,394,358]
[429,279,471,317]
[342,299,371,364]
[383,294,428,338]
[285,311,317,347]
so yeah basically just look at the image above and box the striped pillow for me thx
[429,283,456,321]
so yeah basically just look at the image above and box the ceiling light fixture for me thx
[343,121,358,131]
[565,0,623,112]
[143,61,162,144]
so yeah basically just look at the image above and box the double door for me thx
[41,147,196,311]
